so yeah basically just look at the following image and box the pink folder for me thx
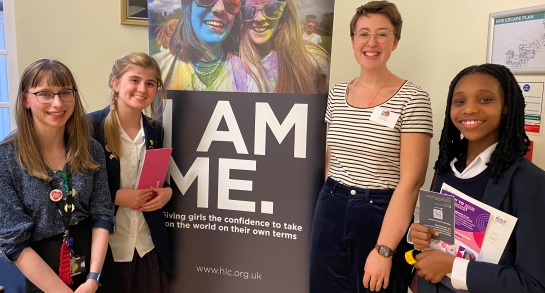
[135,148,173,189]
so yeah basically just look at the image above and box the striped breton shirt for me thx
[326,80,433,189]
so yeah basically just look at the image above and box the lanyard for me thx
[50,169,74,242]
[51,169,77,284]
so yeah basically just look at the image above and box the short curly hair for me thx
[349,1,403,41]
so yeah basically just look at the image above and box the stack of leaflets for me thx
[419,184,518,291]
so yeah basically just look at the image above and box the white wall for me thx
[13,1,149,112]
[13,0,545,181]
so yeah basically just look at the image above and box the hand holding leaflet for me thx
[414,185,518,292]
[419,190,456,245]
[440,183,517,264]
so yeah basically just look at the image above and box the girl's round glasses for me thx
[27,89,77,104]
[240,1,287,21]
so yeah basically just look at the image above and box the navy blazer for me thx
[89,107,172,274]
[420,157,545,293]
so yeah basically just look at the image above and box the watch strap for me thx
[86,272,102,286]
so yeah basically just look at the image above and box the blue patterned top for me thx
[0,139,115,263]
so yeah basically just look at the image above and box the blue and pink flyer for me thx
[440,189,491,260]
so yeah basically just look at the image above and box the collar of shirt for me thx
[450,142,498,179]
[116,113,145,143]
[117,114,145,189]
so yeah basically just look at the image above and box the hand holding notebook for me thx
[134,148,172,209]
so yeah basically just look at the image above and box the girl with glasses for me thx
[89,53,172,292]
[0,59,118,292]
[154,0,244,91]
[237,0,330,93]
[310,1,433,292]
[302,17,322,46]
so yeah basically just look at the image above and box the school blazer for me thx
[89,107,172,274]
[465,157,545,292]
[425,157,545,293]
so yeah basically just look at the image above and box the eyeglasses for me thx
[240,1,287,21]
[353,29,395,44]
[194,0,241,14]
[27,89,77,104]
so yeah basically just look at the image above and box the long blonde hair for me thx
[103,52,166,159]
[1,59,99,181]
[239,0,329,94]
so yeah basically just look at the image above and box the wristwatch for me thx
[86,272,102,286]
[375,244,394,258]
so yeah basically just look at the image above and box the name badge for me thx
[370,107,400,129]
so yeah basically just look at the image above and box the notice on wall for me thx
[518,81,545,136]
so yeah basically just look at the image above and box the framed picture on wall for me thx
[121,0,148,26]
[486,4,545,74]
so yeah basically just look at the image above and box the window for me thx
[0,0,18,140]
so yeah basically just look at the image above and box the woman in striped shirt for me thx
[309,1,433,292]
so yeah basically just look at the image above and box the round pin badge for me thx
[50,189,63,202]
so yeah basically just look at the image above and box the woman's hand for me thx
[415,249,455,283]
[138,187,173,212]
[74,279,99,293]
[363,249,392,291]
[114,188,153,209]
[409,223,439,250]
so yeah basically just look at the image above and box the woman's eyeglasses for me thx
[27,89,77,104]
[240,1,287,21]
[194,0,241,14]
[353,29,395,44]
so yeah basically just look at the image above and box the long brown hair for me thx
[2,59,99,181]
[103,52,166,159]
[239,0,329,94]
[168,0,241,62]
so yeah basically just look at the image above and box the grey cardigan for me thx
[0,139,115,262]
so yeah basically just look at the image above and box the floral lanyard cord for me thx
[50,169,76,285]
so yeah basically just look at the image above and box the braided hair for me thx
[434,63,530,182]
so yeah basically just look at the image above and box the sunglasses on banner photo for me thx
[240,1,287,21]
[194,0,241,14]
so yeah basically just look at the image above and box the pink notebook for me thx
[135,148,173,189]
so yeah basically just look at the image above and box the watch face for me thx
[378,245,392,257]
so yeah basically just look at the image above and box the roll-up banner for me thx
[148,0,334,291]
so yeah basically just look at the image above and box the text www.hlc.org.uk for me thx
[196,266,262,280]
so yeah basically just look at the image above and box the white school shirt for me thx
[450,143,497,290]
[108,116,155,262]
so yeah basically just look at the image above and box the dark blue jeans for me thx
[310,178,413,293]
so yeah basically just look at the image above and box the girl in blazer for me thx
[410,64,545,292]
[90,52,172,292]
